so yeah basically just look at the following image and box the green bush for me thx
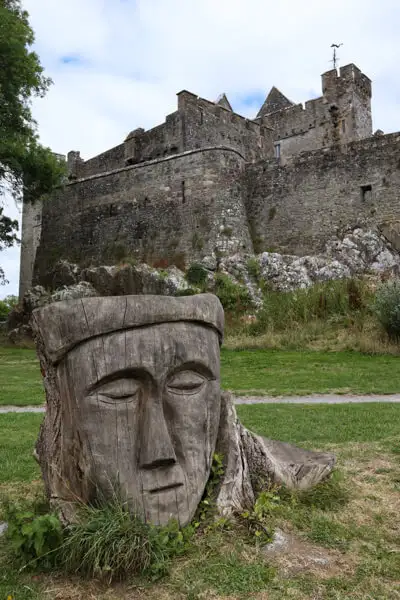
[186,263,208,287]
[175,287,198,296]
[374,279,400,340]
[246,257,261,282]
[214,273,252,313]
[3,499,63,570]
[0,295,18,320]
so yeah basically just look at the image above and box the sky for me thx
[2,0,400,298]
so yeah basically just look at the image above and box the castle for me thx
[20,63,400,297]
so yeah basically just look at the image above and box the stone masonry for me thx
[19,63,400,296]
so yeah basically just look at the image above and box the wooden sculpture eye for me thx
[93,378,141,403]
[166,370,206,395]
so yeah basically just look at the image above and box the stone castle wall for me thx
[20,63,400,295]
[34,147,252,288]
[244,132,400,255]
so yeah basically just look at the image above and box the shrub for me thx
[374,279,400,340]
[246,257,261,282]
[3,498,63,570]
[175,287,198,296]
[214,274,252,313]
[186,263,208,287]
[3,493,194,581]
[0,295,18,320]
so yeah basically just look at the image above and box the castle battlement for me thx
[20,61,398,300]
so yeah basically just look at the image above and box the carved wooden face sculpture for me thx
[33,294,224,527]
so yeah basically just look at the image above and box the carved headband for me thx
[32,293,224,364]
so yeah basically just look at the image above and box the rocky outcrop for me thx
[220,228,400,293]
[9,228,400,344]
[8,264,191,343]
[7,283,98,343]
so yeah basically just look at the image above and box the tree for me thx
[0,0,66,285]
[0,294,18,319]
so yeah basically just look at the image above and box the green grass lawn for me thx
[0,413,42,483]
[0,347,44,406]
[221,347,400,396]
[0,405,399,600]
[2,346,400,406]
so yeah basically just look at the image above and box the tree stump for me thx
[32,294,335,526]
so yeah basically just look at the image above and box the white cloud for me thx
[2,0,400,297]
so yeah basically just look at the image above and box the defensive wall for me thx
[33,146,252,289]
[244,132,400,255]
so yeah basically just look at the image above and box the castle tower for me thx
[257,63,372,161]
[321,63,372,142]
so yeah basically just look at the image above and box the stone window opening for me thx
[360,184,372,201]
[342,120,346,133]
[199,109,203,125]
[274,143,281,159]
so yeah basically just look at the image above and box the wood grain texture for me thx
[32,294,335,527]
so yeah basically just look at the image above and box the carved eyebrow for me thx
[87,368,151,393]
[168,361,216,380]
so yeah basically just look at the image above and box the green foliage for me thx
[59,496,193,582]
[214,273,252,313]
[246,256,261,282]
[0,208,19,284]
[186,262,208,287]
[174,287,198,296]
[3,498,63,570]
[239,490,279,544]
[250,278,370,335]
[0,0,66,201]
[194,453,227,529]
[374,279,400,340]
[0,0,66,282]
[0,294,18,319]
[221,225,233,238]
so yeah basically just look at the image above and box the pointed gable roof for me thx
[257,87,294,118]
[215,93,233,111]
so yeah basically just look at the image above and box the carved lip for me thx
[148,482,184,494]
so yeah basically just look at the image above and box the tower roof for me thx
[215,93,233,111]
[257,86,294,118]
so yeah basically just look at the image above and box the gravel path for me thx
[1,394,400,413]
[234,394,400,405]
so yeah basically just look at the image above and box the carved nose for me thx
[139,400,177,470]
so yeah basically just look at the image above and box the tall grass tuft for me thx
[248,278,371,335]
[59,495,192,582]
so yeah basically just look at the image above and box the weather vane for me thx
[331,43,343,70]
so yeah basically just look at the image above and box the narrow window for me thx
[360,184,372,201]
[274,143,281,159]
[181,180,186,204]
[199,109,203,125]
[342,120,346,133]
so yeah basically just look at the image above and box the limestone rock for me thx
[81,263,190,297]
[51,281,97,302]
[50,260,81,289]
